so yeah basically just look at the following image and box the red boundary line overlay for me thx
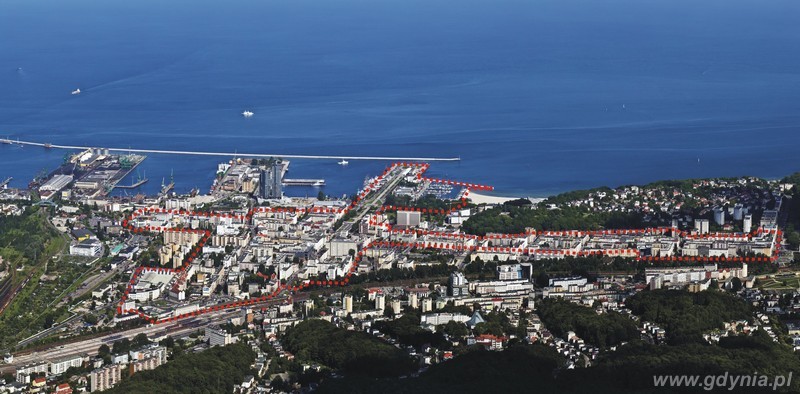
[118,162,780,324]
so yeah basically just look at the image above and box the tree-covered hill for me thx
[317,344,565,394]
[537,298,640,348]
[282,319,415,378]
[105,343,255,394]
[462,204,645,236]
[625,289,752,344]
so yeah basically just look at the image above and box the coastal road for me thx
[349,166,408,224]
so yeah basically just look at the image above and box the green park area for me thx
[757,274,800,291]
[0,207,95,349]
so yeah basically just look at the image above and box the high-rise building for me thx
[408,292,419,309]
[375,294,386,311]
[694,219,710,234]
[448,272,469,296]
[128,345,167,376]
[733,204,744,220]
[421,298,433,313]
[713,208,725,226]
[343,294,353,314]
[259,161,282,199]
[743,214,753,234]
[90,364,122,392]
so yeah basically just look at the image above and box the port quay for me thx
[1,138,461,162]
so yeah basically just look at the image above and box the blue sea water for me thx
[1,0,799,198]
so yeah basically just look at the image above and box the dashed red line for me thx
[117,162,781,324]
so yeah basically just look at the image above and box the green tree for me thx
[441,321,469,338]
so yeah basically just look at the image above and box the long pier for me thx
[114,178,148,189]
[283,178,325,186]
[1,139,460,162]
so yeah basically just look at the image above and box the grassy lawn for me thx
[757,274,800,291]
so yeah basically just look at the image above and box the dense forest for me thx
[625,289,753,344]
[571,331,800,393]
[372,313,450,349]
[317,344,566,394]
[105,343,255,394]
[282,319,415,378]
[319,334,800,393]
[537,298,639,348]
[462,203,646,236]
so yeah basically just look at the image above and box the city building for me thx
[761,210,778,228]
[72,228,96,242]
[343,294,353,314]
[548,277,588,289]
[694,219,710,234]
[16,362,48,382]
[375,294,386,311]
[646,265,721,289]
[448,272,469,296]
[50,354,84,375]
[408,292,419,309]
[397,210,421,227]
[70,239,104,257]
[206,325,234,347]
[390,299,401,315]
[468,334,506,350]
[420,313,470,327]
[421,298,433,313]
[714,208,726,226]
[743,214,753,234]
[90,364,122,392]
[733,204,744,221]
[497,264,523,281]
[128,345,167,375]
[259,161,282,199]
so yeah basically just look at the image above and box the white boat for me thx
[338,160,349,166]
[71,88,81,95]
[242,110,254,118]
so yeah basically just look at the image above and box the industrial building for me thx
[69,239,103,257]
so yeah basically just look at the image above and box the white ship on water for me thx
[338,160,349,166]
[71,88,81,95]
[242,110,254,118]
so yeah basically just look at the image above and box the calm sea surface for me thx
[1,0,799,198]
